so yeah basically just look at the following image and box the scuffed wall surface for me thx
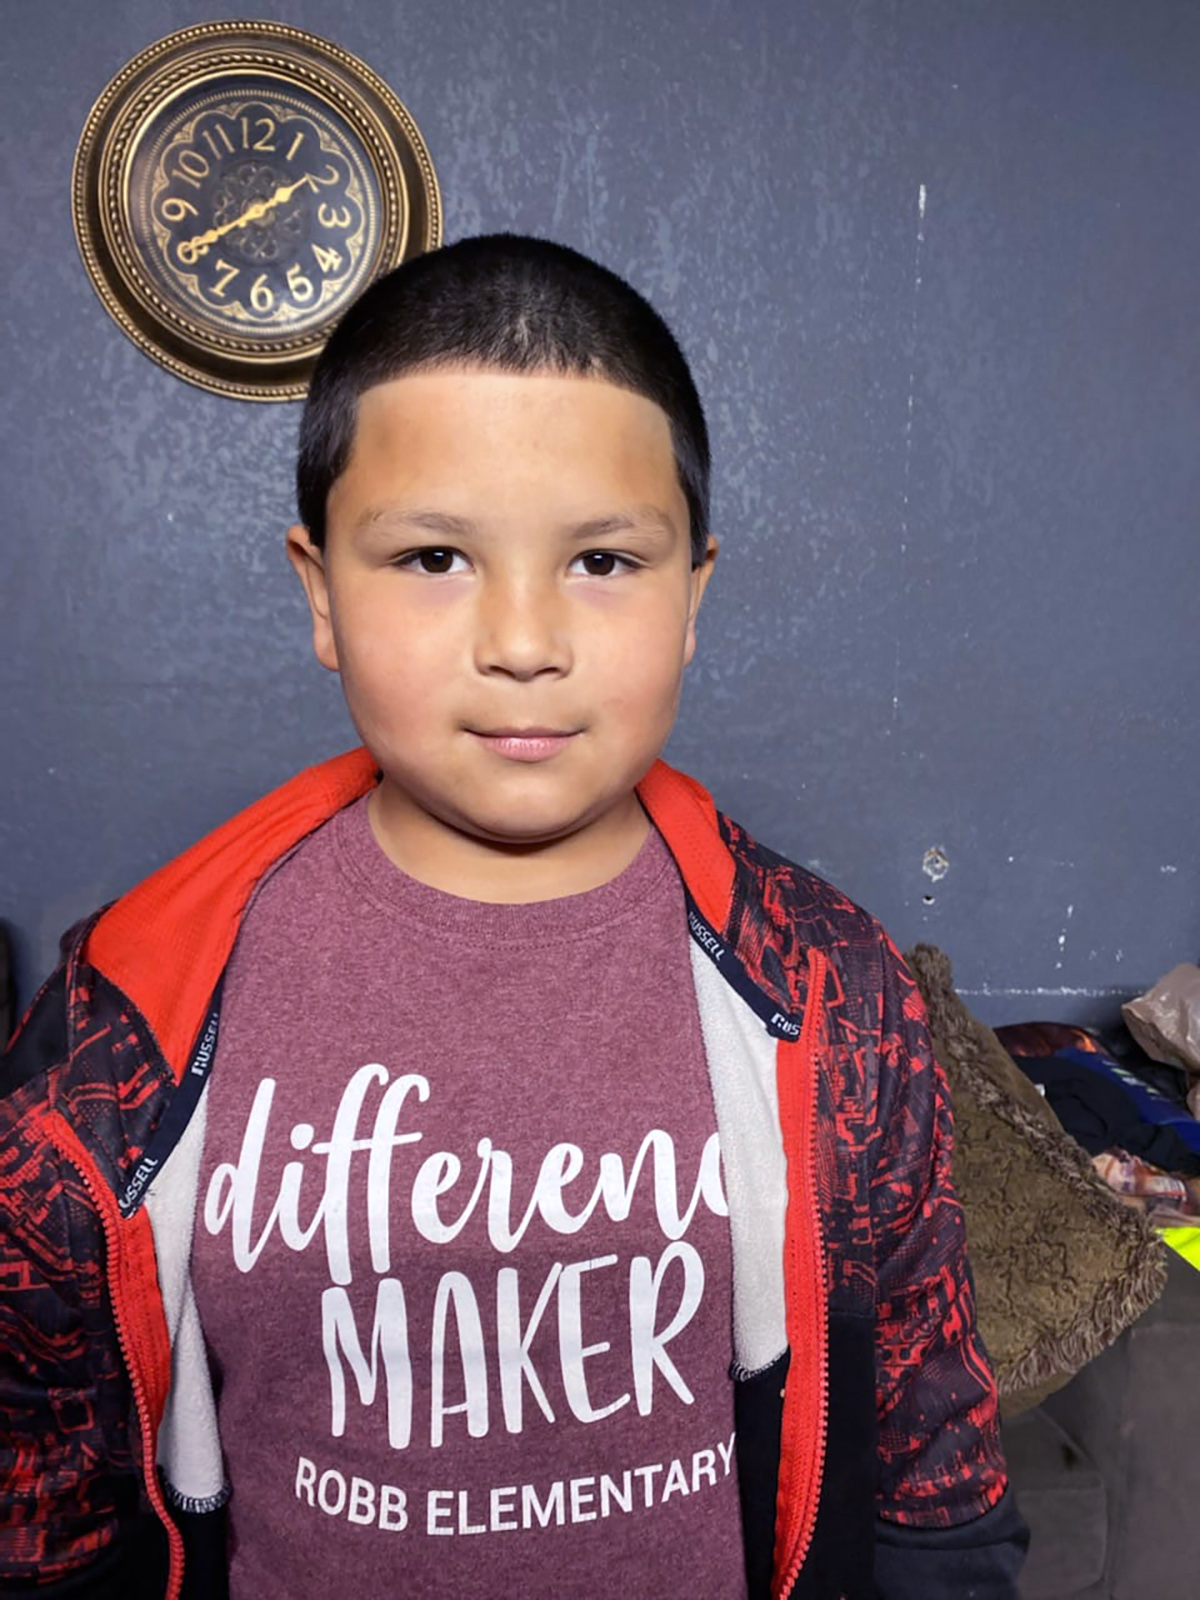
[1,0,1197,1022]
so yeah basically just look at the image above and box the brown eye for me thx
[417,548,456,573]
[395,546,467,575]
[579,551,621,576]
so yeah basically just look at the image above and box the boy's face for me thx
[287,368,716,899]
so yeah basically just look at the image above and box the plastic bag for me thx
[1123,964,1200,1076]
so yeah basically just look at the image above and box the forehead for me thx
[335,368,681,507]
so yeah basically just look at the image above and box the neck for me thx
[365,786,651,903]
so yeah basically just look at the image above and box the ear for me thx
[285,524,339,672]
[683,535,719,666]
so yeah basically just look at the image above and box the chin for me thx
[460,808,587,848]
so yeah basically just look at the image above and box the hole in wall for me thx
[922,846,950,883]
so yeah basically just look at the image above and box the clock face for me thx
[74,23,441,399]
[130,81,381,341]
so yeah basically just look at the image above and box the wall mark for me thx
[922,845,950,882]
[958,984,1133,1000]
[1054,903,1076,972]
[893,181,928,724]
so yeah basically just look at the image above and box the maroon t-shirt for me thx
[191,797,746,1598]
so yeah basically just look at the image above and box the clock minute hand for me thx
[176,176,313,265]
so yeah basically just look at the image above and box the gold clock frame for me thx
[72,20,442,400]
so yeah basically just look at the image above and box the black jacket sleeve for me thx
[874,1485,1029,1600]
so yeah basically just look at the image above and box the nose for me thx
[473,574,572,681]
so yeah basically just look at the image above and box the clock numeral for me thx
[312,243,343,273]
[201,124,235,161]
[285,130,305,162]
[286,262,315,304]
[211,259,239,299]
[242,115,277,153]
[301,164,342,191]
[317,203,352,231]
[160,197,198,223]
[172,149,210,191]
[250,273,275,313]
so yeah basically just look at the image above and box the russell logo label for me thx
[686,909,726,963]
[686,900,803,1042]
[120,1154,161,1211]
[119,1001,223,1215]
[191,1012,219,1076]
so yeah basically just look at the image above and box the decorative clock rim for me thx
[72,20,442,402]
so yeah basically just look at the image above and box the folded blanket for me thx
[906,944,1167,1415]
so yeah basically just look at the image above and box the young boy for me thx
[1,236,1027,1599]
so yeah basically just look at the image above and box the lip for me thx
[469,727,580,763]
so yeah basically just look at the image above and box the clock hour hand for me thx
[175,174,313,265]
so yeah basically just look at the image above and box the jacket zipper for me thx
[47,1113,184,1600]
[773,948,830,1599]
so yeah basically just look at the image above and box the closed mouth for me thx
[470,727,579,739]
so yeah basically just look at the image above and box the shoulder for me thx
[716,808,905,1024]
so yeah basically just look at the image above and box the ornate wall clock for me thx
[72,21,442,400]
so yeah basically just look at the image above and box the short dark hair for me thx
[296,234,710,564]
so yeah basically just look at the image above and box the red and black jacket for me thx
[0,752,1026,1599]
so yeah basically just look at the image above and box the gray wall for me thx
[2,0,1197,1025]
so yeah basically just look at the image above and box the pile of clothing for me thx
[996,964,1200,1229]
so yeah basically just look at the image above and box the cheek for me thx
[333,584,436,667]
[592,627,689,722]
[580,584,691,672]
[331,604,437,719]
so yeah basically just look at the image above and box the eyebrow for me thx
[569,507,678,542]
[355,504,680,542]
[356,507,476,539]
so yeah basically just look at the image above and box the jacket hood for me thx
[85,749,737,1082]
